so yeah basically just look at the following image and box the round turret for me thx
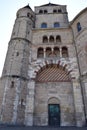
[11,5,35,41]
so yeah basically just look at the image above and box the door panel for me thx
[48,104,60,126]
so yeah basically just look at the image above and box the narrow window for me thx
[43,36,48,43]
[62,47,68,58]
[16,52,19,56]
[49,36,54,42]
[77,22,81,32]
[27,13,30,17]
[56,35,61,42]
[41,23,47,28]
[54,22,60,28]
[20,99,25,107]
[11,81,14,88]
[37,48,44,58]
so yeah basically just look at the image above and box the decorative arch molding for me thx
[48,97,60,104]
[29,59,79,80]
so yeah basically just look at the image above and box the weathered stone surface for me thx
[0,2,87,127]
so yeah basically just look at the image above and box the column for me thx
[24,80,35,126]
[44,48,46,58]
[72,78,85,127]
[52,47,54,56]
[60,47,62,58]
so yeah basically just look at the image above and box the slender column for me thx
[60,47,62,58]
[52,48,54,53]
[24,80,35,126]
[72,78,85,126]
[51,47,54,58]
[44,48,46,58]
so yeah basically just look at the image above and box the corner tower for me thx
[0,5,35,124]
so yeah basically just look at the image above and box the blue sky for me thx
[0,0,87,76]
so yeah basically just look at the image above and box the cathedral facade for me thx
[0,3,87,127]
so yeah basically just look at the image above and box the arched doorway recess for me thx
[34,64,75,126]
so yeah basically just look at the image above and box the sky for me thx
[0,0,87,77]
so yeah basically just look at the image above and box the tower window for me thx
[27,13,30,17]
[53,9,57,13]
[39,10,43,14]
[11,81,14,88]
[41,23,47,28]
[43,36,48,43]
[54,22,60,28]
[58,9,62,13]
[44,10,48,14]
[77,22,81,32]
[37,47,44,58]
[16,52,19,56]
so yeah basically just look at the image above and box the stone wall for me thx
[34,82,75,126]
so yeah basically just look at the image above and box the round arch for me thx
[48,97,60,104]
[36,63,71,82]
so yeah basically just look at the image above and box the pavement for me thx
[0,126,87,130]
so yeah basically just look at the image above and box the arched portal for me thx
[34,64,75,126]
[48,98,60,126]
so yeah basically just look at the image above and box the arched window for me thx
[54,22,60,28]
[77,22,81,32]
[53,9,57,13]
[54,47,60,57]
[62,47,68,58]
[58,9,62,13]
[43,36,48,43]
[56,35,61,42]
[41,23,47,28]
[27,13,30,17]
[39,10,43,14]
[49,36,54,42]
[11,81,14,88]
[46,47,51,57]
[37,48,44,58]
[44,10,48,14]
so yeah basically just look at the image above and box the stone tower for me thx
[0,5,35,124]
[0,3,87,127]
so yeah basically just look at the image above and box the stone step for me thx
[0,126,87,130]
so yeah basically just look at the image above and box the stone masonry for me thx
[0,2,87,127]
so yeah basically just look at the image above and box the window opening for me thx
[62,47,68,58]
[54,22,60,28]
[77,22,81,32]
[43,36,48,43]
[37,48,44,58]
[49,36,54,42]
[46,47,52,57]
[56,35,61,42]
[41,23,47,28]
